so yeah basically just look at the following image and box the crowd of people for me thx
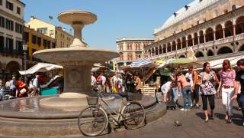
[0,73,63,100]
[91,72,143,94]
[0,58,244,126]
[0,75,41,100]
[157,58,244,125]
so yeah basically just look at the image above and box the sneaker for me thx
[195,104,201,108]
[180,108,186,111]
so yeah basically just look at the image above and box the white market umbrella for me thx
[19,63,63,75]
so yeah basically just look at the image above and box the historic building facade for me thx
[145,0,244,61]
[0,0,25,81]
[25,16,73,48]
[23,27,56,62]
[115,38,153,69]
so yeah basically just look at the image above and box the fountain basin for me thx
[33,47,119,64]
[58,10,97,25]
[0,94,166,137]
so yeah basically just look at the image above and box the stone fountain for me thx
[33,10,119,108]
[0,10,165,137]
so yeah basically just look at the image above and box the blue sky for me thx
[22,0,192,50]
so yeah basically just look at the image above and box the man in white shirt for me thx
[91,72,96,87]
[32,75,39,95]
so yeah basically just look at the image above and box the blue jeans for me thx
[239,93,244,110]
[171,87,178,102]
[182,86,192,109]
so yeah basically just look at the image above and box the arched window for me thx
[225,21,233,37]
[167,43,171,52]
[187,35,193,46]
[155,47,159,55]
[199,30,204,43]
[172,41,176,51]
[182,37,186,48]
[215,24,223,40]
[206,28,214,42]
[194,33,198,45]
[163,44,166,53]
[177,39,181,50]
[127,53,133,61]
[152,48,155,56]
[159,45,163,54]
[148,49,151,57]
[236,16,244,34]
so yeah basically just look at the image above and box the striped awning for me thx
[129,58,154,68]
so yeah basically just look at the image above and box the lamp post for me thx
[22,44,28,83]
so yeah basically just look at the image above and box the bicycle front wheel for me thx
[121,101,145,129]
[78,106,108,136]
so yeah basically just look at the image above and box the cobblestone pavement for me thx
[90,97,244,138]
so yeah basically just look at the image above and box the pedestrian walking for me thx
[217,59,236,123]
[176,71,192,111]
[232,58,244,126]
[200,62,219,122]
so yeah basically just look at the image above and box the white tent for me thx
[210,55,244,69]
[19,63,63,75]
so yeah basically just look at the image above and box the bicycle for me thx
[77,92,145,136]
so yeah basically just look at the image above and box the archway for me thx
[217,46,233,55]
[199,30,204,43]
[177,39,181,50]
[182,37,186,48]
[206,27,214,42]
[6,61,20,71]
[225,21,233,37]
[239,44,244,51]
[167,43,171,52]
[179,55,186,58]
[159,45,163,54]
[195,51,204,57]
[207,50,214,56]
[187,35,193,46]
[215,24,223,40]
[155,47,159,55]
[172,41,176,51]
[163,44,166,53]
[236,16,244,35]
[194,33,198,45]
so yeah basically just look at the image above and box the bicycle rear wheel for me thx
[78,106,108,136]
[121,101,145,129]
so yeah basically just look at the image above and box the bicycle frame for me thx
[96,95,127,126]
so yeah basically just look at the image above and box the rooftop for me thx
[154,0,221,34]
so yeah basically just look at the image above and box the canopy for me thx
[210,55,244,69]
[19,63,63,75]
[129,58,155,68]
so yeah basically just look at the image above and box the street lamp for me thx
[22,44,28,83]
